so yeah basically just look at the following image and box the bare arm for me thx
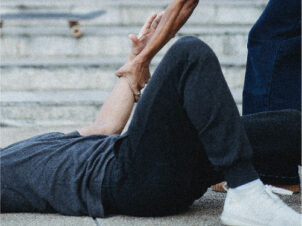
[79,0,199,136]
[139,0,199,62]
[78,77,134,135]
[78,13,164,136]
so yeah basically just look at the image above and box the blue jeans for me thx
[243,0,301,114]
[102,37,300,217]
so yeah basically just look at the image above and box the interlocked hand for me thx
[128,12,164,60]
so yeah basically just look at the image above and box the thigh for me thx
[243,0,301,114]
[248,0,300,40]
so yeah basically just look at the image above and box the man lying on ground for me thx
[1,1,301,225]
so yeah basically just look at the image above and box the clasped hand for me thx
[115,12,164,92]
[116,0,199,94]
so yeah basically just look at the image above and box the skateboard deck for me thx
[0,10,106,38]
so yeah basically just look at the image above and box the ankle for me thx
[227,179,264,198]
[224,161,259,188]
[232,179,263,191]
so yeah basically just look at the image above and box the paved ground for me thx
[1,189,301,226]
[1,128,301,225]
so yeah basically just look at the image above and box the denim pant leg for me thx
[242,110,301,185]
[104,36,258,217]
[243,0,301,115]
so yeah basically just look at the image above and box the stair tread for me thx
[1,90,110,105]
[0,56,246,67]
[1,25,251,38]
[1,125,85,147]
[0,89,243,104]
[1,0,267,8]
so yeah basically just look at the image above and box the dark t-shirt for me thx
[1,131,123,217]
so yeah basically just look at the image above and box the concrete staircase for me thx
[0,0,267,147]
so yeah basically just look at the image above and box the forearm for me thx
[138,0,198,63]
[78,77,134,136]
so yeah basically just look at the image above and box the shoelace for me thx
[265,185,293,196]
[222,182,228,192]
[222,182,293,196]
[263,185,295,213]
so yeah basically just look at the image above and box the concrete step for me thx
[0,55,247,67]
[0,67,119,92]
[1,89,243,127]
[1,125,84,147]
[0,26,250,59]
[1,0,267,27]
[0,0,258,128]
[0,57,246,92]
[0,90,109,127]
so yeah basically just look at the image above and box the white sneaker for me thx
[221,180,301,226]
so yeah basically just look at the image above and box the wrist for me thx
[120,76,141,102]
[128,53,136,62]
[135,53,152,65]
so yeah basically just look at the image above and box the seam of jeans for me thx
[266,40,282,111]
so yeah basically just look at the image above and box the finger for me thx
[138,13,157,38]
[140,82,145,89]
[144,73,151,83]
[115,71,122,77]
[144,13,157,29]
[128,34,139,44]
[139,13,157,37]
[144,75,148,83]
[152,11,165,30]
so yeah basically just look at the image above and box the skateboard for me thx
[0,10,106,38]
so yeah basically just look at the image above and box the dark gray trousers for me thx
[103,36,260,217]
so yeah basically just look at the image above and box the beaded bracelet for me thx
[123,76,141,103]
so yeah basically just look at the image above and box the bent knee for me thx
[169,36,216,61]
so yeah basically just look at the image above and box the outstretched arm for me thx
[79,0,199,136]
[78,13,163,136]
[139,0,199,62]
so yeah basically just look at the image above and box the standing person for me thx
[243,0,301,114]
[1,0,301,225]
[228,0,302,195]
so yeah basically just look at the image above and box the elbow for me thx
[93,123,123,135]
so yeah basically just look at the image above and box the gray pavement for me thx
[1,189,301,226]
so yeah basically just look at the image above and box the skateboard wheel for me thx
[71,25,83,38]
[0,21,3,37]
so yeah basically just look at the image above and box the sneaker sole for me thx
[221,213,267,226]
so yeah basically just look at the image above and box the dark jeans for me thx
[242,110,301,185]
[103,36,261,217]
[243,0,301,114]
